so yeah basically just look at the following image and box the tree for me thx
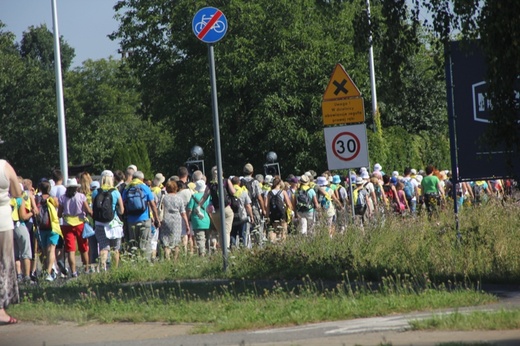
[0,23,61,179]
[20,24,75,71]
[111,0,369,175]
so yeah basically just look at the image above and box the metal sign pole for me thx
[51,0,69,182]
[208,44,228,270]
[445,43,460,239]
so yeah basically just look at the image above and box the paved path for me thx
[1,284,519,346]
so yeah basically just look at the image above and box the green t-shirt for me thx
[421,175,440,194]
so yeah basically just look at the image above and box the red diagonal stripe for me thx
[197,10,223,40]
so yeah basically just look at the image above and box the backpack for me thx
[269,190,286,221]
[472,183,483,202]
[296,188,312,212]
[232,195,247,225]
[93,188,116,223]
[208,181,230,210]
[37,198,52,230]
[229,194,241,213]
[403,179,414,200]
[125,184,148,215]
[241,178,257,198]
[317,188,331,209]
[354,188,368,215]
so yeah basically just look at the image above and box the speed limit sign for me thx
[324,124,369,170]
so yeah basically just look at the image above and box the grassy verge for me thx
[13,273,496,332]
[11,201,517,331]
[410,309,520,331]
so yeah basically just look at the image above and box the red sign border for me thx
[332,131,361,162]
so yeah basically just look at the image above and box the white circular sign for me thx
[324,124,369,170]
[332,131,360,161]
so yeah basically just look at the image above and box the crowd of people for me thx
[0,158,516,325]
[2,161,516,285]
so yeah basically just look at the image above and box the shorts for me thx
[13,223,32,260]
[38,230,60,249]
[61,224,89,253]
[95,225,122,251]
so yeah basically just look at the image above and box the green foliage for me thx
[111,0,370,174]
[19,24,75,71]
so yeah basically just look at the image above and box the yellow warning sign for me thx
[323,63,361,101]
[322,98,365,125]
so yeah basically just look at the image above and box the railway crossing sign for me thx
[192,7,228,44]
[324,124,369,170]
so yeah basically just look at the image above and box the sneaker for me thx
[57,260,69,276]
[30,271,38,282]
[71,272,78,278]
[17,274,23,282]
[45,274,55,282]
[23,276,36,285]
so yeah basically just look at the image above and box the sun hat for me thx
[153,173,165,185]
[392,171,399,177]
[243,163,254,174]
[265,175,273,185]
[361,171,370,180]
[316,176,328,186]
[195,179,206,193]
[390,176,398,185]
[410,168,417,175]
[90,181,100,190]
[101,170,114,177]
[127,164,137,172]
[65,178,80,188]
[300,174,310,184]
[374,163,382,171]
[355,177,364,185]
[332,175,341,184]
[360,167,368,173]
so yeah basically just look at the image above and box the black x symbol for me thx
[333,79,348,96]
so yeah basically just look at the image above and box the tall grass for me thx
[50,199,520,285]
[227,200,520,283]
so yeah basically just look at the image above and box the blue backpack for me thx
[125,185,148,215]
[403,179,414,199]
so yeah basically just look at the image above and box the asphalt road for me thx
[1,284,519,346]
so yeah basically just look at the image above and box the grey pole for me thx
[208,44,228,270]
[366,0,378,133]
[51,0,69,182]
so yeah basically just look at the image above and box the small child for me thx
[395,182,409,213]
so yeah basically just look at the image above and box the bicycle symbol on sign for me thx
[194,14,226,34]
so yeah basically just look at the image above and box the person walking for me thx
[421,165,445,219]
[159,180,190,261]
[91,170,124,271]
[0,159,22,324]
[58,178,93,277]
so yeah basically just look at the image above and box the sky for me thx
[0,0,121,68]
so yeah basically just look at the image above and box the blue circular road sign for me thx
[192,7,228,44]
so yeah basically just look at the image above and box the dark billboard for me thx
[447,40,520,181]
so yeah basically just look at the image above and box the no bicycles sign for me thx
[192,7,228,44]
[324,124,369,170]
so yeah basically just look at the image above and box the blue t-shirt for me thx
[122,183,154,223]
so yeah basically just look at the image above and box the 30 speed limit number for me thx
[324,124,369,170]
[332,132,360,161]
